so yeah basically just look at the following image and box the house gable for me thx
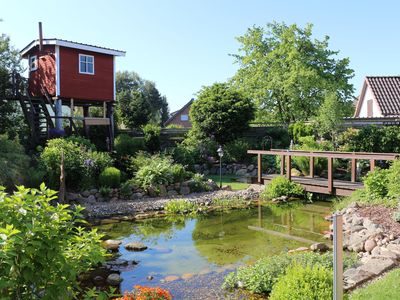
[354,80,383,118]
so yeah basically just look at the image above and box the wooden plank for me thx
[286,155,291,181]
[328,157,333,194]
[257,153,262,184]
[84,117,110,126]
[370,159,376,172]
[309,156,314,178]
[280,155,285,175]
[351,158,357,182]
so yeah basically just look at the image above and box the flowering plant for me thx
[114,285,172,300]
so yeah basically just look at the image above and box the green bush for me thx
[39,138,113,189]
[189,173,212,192]
[0,135,30,190]
[164,199,197,215]
[363,168,389,199]
[114,134,146,157]
[261,176,305,200]
[143,123,161,153]
[387,159,400,199]
[24,167,47,188]
[269,264,332,300]
[225,138,251,163]
[223,251,356,295]
[99,186,112,198]
[65,135,96,151]
[171,142,202,166]
[99,167,121,188]
[119,181,133,198]
[0,185,106,299]
[289,121,314,143]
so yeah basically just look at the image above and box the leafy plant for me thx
[0,135,30,190]
[363,168,389,199]
[119,181,133,199]
[99,186,112,199]
[189,173,212,192]
[269,264,332,300]
[288,122,314,143]
[261,176,305,200]
[99,167,121,188]
[65,135,96,151]
[0,185,106,299]
[114,134,146,157]
[224,138,251,163]
[143,123,161,153]
[164,199,197,215]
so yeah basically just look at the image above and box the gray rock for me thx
[247,164,255,172]
[97,197,105,202]
[87,195,96,203]
[310,243,330,252]
[107,259,129,266]
[358,258,396,275]
[363,219,379,232]
[131,192,144,200]
[90,188,98,195]
[168,190,179,197]
[345,269,373,287]
[66,192,79,201]
[103,239,122,251]
[386,243,400,254]
[106,273,122,285]
[81,190,90,197]
[147,275,154,281]
[348,233,369,252]
[350,225,365,233]
[180,186,190,195]
[379,250,399,260]
[125,242,147,251]
[371,246,381,256]
[235,168,248,176]
[250,169,258,177]
[93,275,105,285]
[352,216,364,226]
[343,268,358,278]
[364,239,377,253]
[159,185,167,197]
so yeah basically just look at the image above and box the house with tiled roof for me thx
[354,76,400,118]
[164,99,194,128]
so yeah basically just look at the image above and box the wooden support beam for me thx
[309,156,314,178]
[257,153,262,184]
[370,159,376,172]
[280,155,285,175]
[351,158,357,182]
[103,102,107,118]
[70,98,74,118]
[286,155,292,181]
[328,157,333,194]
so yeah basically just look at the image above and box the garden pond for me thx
[96,201,332,299]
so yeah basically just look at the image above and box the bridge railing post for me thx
[286,155,292,181]
[351,158,357,182]
[370,159,376,172]
[309,156,314,178]
[280,155,285,175]
[328,157,333,194]
[257,153,262,184]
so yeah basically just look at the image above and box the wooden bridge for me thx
[247,149,399,196]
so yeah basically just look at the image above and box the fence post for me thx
[328,157,333,194]
[257,153,262,184]
[286,155,291,181]
[333,214,343,300]
[351,158,357,182]
[309,156,314,178]
[280,155,285,175]
[370,159,376,172]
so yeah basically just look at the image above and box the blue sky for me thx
[2,0,400,111]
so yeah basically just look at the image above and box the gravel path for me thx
[82,185,263,219]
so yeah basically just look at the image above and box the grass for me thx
[206,175,250,190]
[348,268,400,300]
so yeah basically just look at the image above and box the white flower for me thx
[0,233,7,241]
[18,208,27,215]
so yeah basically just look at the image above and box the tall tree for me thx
[231,22,354,124]
[115,71,169,128]
[0,34,26,139]
[190,83,254,145]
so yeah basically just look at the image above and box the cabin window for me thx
[367,99,373,117]
[180,114,189,121]
[79,54,94,74]
[29,55,38,71]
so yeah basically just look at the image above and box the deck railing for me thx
[247,149,399,194]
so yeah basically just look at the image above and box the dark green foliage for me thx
[39,138,113,189]
[115,134,146,157]
[232,22,354,123]
[340,126,400,153]
[24,167,47,189]
[99,167,121,188]
[117,90,152,129]
[99,186,112,198]
[261,175,305,200]
[190,83,255,144]
[143,123,161,153]
[65,135,96,151]
[189,173,212,192]
[223,251,356,294]
[363,168,389,200]
[224,138,251,163]
[119,181,133,199]
[171,142,201,167]
[0,185,106,299]
[269,264,333,300]
[0,135,30,190]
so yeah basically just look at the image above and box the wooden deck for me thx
[263,174,364,196]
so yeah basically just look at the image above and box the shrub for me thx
[261,176,305,200]
[387,159,400,199]
[289,122,314,143]
[99,186,112,198]
[119,181,133,198]
[363,168,389,199]
[40,138,113,189]
[24,167,47,188]
[0,185,106,299]
[143,123,161,153]
[224,138,251,163]
[164,199,198,215]
[65,135,96,151]
[171,142,201,166]
[115,134,146,157]
[99,167,121,188]
[0,135,30,190]
[189,173,212,192]
[223,251,356,294]
[269,264,332,300]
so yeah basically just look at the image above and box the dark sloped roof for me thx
[367,76,400,116]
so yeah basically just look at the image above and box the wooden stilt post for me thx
[83,106,89,137]
[280,155,285,175]
[286,155,291,181]
[328,157,333,194]
[309,156,314,178]
[257,153,262,184]
[70,98,74,118]
[351,158,357,182]
[103,101,107,118]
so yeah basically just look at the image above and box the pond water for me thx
[96,201,331,299]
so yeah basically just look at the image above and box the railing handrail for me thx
[247,149,399,160]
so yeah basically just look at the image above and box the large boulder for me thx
[125,242,147,251]
[364,239,377,253]
[106,273,122,285]
[103,240,122,251]
[310,243,330,252]
[236,168,248,176]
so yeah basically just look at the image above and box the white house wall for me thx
[358,85,382,117]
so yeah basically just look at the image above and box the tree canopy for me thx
[115,71,169,129]
[190,83,254,145]
[231,22,355,124]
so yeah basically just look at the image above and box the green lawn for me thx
[348,268,400,300]
[206,175,250,190]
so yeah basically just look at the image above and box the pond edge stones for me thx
[124,242,148,251]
